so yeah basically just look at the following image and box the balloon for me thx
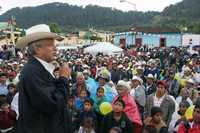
[185,105,195,120]
[179,79,187,87]
[99,102,112,115]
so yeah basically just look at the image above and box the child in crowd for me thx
[144,106,168,133]
[67,95,80,132]
[0,102,16,133]
[6,83,17,104]
[101,97,134,133]
[75,89,88,111]
[78,117,96,133]
[168,100,190,133]
[92,87,108,133]
[92,87,107,114]
[80,98,96,126]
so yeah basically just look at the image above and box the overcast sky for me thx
[0,0,182,14]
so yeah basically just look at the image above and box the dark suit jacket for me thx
[17,57,72,133]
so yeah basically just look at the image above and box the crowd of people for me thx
[1,25,200,133]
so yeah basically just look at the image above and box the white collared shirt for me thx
[35,57,55,77]
[154,94,165,107]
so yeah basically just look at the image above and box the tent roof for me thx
[84,42,123,55]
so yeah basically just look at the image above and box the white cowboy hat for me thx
[118,64,123,69]
[16,24,64,49]
[186,78,195,84]
[145,74,155,80]
[116,80,131,90]
[132,76,143,84]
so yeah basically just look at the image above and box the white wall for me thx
[182,34,200,46]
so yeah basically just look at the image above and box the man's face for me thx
[112,63,117,70]
[99,78,106,86]
[36,39,57,62]
[0,76,7,84]
[193,108,200,123]
[131,80,140,88]
[156,84,166,97]
[146,78,153,85]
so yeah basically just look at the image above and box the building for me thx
[57,30,112,45]
[0,21,21,45]
[114,27,182,48]
[182,34,200,46]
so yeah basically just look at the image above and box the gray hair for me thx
[76,72,84,79]
[27,40,43,56]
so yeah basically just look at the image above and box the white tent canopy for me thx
[84,42,123,56]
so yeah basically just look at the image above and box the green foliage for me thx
[90,36,102,41]
[49,22,61,33]
[0,0,199,33]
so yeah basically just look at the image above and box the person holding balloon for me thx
[92,87,108,114]
[92,87,108,133]
[168,100,190,133]
[100,97,134,133]
[178,100,200,133]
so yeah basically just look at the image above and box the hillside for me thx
[0,0,199,33]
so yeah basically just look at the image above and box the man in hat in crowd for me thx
[145,80,175,126]
[165,69,180,98]
[144,74,156,96]
[130,76,146,120]
[110,60,120,84]
[178,99,200,133]
[16,24,72,133]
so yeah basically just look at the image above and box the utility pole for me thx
[8,16,16,57]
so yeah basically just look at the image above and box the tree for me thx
[49,22,61,33]
[192,22,200,34]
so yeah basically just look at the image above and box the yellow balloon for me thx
[180,79,187,87]
[99,102,112,115]
[174,73,180,81]
[185,105,195,120]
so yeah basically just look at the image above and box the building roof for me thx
[130,26,181,34]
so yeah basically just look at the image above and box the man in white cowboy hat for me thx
[165,69,180,98]
[130,76,146,120]
[144,74,156,96]
[16,24,72,133]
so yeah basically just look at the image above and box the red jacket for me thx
[0,110,16,129]
[178,120,200,133]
